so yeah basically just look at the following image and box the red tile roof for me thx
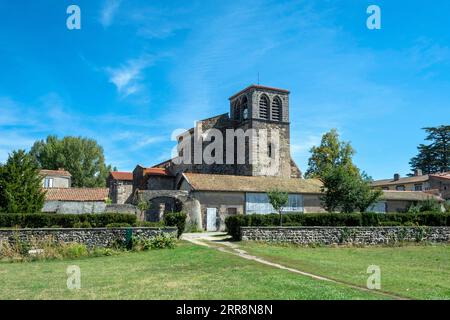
[110,171,133,181]
[45,188,109,202]
[40,169,72,177]
[144,168,172,176]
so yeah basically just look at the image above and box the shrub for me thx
[131,233,176,251]
[73,221,92,228]
[148,234,176,249]
[133,221,164,228]
[106,223,132,228]
[59,243,89,259]
[0,213,137,228]
[164,212,187,238]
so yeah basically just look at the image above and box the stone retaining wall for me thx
[0,227,177,248]
[241,226,450,245]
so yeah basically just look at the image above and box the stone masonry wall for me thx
[241,226,450,245]
[0,227,177,248]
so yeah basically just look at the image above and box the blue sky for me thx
[0,0,449,180]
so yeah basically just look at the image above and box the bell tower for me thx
[228,85,296,178]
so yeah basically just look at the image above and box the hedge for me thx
[164,212,187,238]
[0,213,137,229]
[225,212,450,240]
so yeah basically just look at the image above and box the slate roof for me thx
[182,173,323,194]
[45,188,109,202]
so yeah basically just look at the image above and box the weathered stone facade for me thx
[0,227,177,248]
[43,201,107,214]
[241,226,450,245]
[158,85,301,179]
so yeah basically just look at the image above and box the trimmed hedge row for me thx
[0,213,137,228]
[225,212,450,240]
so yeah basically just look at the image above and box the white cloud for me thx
[100,0,122,27]
[105,55,154,98]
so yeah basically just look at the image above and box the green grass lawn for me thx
[0,242,385,300]
[239,242,450,300]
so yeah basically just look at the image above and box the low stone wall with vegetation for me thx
[0,227,177,248]
[241,226,450,245]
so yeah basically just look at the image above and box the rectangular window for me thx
[227,207,237,215]
[44,178,53,188]
[396,185,405,191]
[414,184,423,191]
[245,193,303,214]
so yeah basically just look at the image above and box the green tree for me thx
[305,129,357,178]
[410,125,449,174]
[320,165,382,213]
[30,135,112,187]
[0,150,46,213]
[267,189,289,226]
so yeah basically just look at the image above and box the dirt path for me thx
[181,232,410,300]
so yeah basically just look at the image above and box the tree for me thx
[29,135,112,187]
[305,129,357,178]
[268,189,289,226]
[137,200,150,222]
[410,125,450,174]
[0,150,46,213]
[305,129,382,213]
[320,165,382,213]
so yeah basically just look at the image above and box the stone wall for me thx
[241,226,450,245]
[0,227,177,248]
[43,201,106,214]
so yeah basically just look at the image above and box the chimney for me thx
[394,173,400,181]
[414,169,423,176]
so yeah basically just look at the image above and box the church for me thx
[107,84,442,231]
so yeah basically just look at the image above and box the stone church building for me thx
[108,84,444,231]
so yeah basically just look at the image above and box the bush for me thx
[164,212,187,238]
[106,223,132,228]
[225,212,450,241]
[73,221,92,228]
[133,221,164,228]
[0,213,137,228]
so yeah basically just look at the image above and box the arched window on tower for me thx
[272,96,282,121]
[233,100,240,121]
[259,95,269,120]
[241,96,249,120]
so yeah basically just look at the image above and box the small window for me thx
[233,101,240,121]
[44,178,53,188]
[382,187,389,190]
[241,96,249,120]
[396,185,405,191]
[227,207,237,215]
[272,97,282,121]
[268,144,272,158]
[414,184,423,191]
[259,95,269,119]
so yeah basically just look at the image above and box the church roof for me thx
[229,84,290,100]
[182,173,322,194]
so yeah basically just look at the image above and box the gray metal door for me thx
[206,208,217,231]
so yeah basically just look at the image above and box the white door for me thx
[206,208,217,231]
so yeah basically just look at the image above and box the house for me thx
[42,188,109,214]
[368,190,445,213]
[107,171,133,204]
[371,170,450,200]
[40,169,71,188]
[113,84,444,231]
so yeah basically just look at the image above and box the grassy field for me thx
[0,242,384,300]
[239,242,450,300]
